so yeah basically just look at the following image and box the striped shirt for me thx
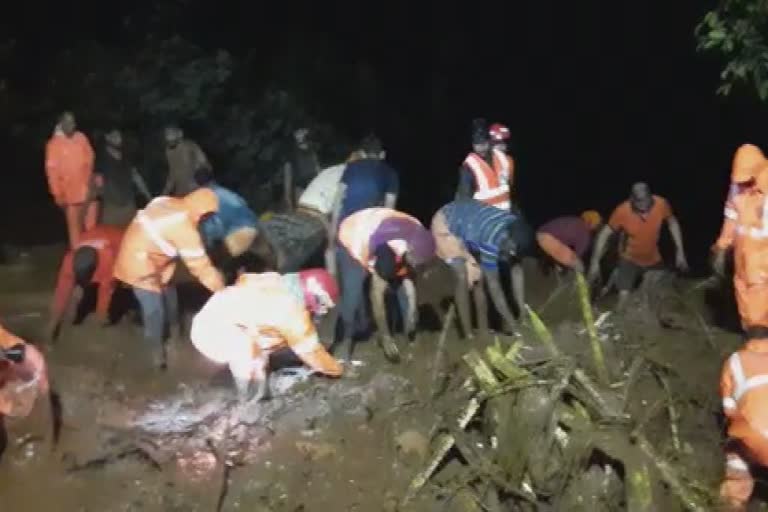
[441,199,517,270]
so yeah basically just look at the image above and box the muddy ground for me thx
[0,246,748,511]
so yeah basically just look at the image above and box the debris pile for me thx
[404,274,721,511]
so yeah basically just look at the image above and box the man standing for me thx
[95,129,152,226]
[45,111,97,248]
[456,123,511,211]
[588,182,688,311]
[488,122,516,197]
[283,127,321,211]
[162,125,211,197]
[432,199,532,339]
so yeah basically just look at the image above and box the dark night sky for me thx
[3,1,767,274]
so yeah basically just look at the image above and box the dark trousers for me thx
[132,286,179,349]
[337,246,370,340]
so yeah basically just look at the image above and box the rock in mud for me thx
[395,430,428,461]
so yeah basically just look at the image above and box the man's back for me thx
[339,159,399,220]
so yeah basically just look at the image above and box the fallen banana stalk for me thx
[656,372,681,452]
[576,272,610,384]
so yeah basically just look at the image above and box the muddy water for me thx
[0,247,747,511]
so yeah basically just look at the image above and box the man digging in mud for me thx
[332,207,436,362]
[431,198,533,339]
[588,182,688,311]
[190,269,342,401]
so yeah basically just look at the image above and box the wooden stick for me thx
[430,303,456,398]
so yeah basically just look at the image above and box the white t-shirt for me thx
[297,163,346,216]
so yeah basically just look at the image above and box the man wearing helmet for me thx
[190,269,343,401]
[456,119,512,211]
[536,211,602,275]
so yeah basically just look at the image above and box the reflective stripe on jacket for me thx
[463,151,510,210]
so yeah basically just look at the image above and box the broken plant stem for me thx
[430,303,456,398]
[575,272,610,384]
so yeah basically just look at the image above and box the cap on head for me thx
[298,268,339,316]
[580,210,602,230]
[472,129,490,146]
[489,123,510,142]
[732,144,767,184]
[183,187,219,221]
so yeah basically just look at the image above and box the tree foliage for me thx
[696,0,768,99]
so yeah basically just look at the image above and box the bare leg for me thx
[473,282,489,335]
[371,273,399,362]
[510,262,526,320]
[449,259,474,339]
[399,278,418,340]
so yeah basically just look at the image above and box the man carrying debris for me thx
[456,120,511,211]
[190,269,342,401]
[332,207,436,361]
[114,188,225,369]
[536,210,602,274]
[45,111,97,248]
[283,127,321,211]
[94,128,152,227]
[588,182,688,311]
[712,144,768,334]
[719,335,768,511]
[47,224,124,340]
[162,125,211,197]
[431,199,532,339]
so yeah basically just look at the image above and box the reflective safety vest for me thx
[464,150,511,210]
[717,188,768,285]
[113,197,223,292]
[722,346,768,464]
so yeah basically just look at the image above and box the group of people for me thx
[0,110,766,509]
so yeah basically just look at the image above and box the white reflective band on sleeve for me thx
[137,212,178,257]
[474,185,508,200]
[724,208,738,220]
[727,457,750,472]
[292,335,320,355]
[79,239,107,250]
[723,397,737,410]
[179,248,206,258]
[493,201,511,210]
[493,148,511,178]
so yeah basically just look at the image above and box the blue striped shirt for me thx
[441,200,516,270]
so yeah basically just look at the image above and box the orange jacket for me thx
[716,183,768,285]
[45,129,95,205]
[0,323,48,417]
[721,340,768,465]
[113,190,224,293]
[463,150,512,210]
[192,272,342,377]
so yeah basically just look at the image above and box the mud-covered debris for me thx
[395,430,428,461]
[295,440,336,461]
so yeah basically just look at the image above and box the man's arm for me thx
[455,166,474,200]
[283,162,294,210]
[666,215,688,271]
[131,168,152,202]
[587,225,614,283]
[167,220,225,292]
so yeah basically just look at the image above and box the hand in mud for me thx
[378,335,401,363]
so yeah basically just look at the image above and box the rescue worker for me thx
[333,207,436,361]
[536,210,602,274]
[488,122,516,196]
[114,188,225,369]
[45,111,97,248]
[193,168,260,263]
[94,129,152,226]
[162,125,211,197]
[328,135,399,248]
[190,269,342,401]
[262,159,348,272]
[47,224,124,340]
[456,124,511,211]
[588,182,688,311]
[719,336,768,511]
[432,199,532,339]
[283,127,321,211]
[713,144,768,333]
[0,322,49,459]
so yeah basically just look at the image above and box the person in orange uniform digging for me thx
[712,144,768,334]
[719,336,768,511]
[47,224,124,340]
[114,188,225,369]
[588,182,688,311]
[191,269,342,401]
[45,111,97,248]
[332,207,436,362]
[0,322,49,459]
[536,210,602,275]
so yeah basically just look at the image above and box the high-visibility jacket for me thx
[113,195,224,293]
[716,185,768,286]
[52,225,124,321]
[337,207,434,272]
[463,149,512,210]
[0,323,48,417]
[721,340,768,465]
[190,272,342,377]
[45,129,95,205]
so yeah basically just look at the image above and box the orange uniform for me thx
[45,128,98,248]
[463,150,513,210]
[113,190,224,293]
[0,324,48,418]
[190,272,342,384]
[608,195,672,267]
[720,339,768,511]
